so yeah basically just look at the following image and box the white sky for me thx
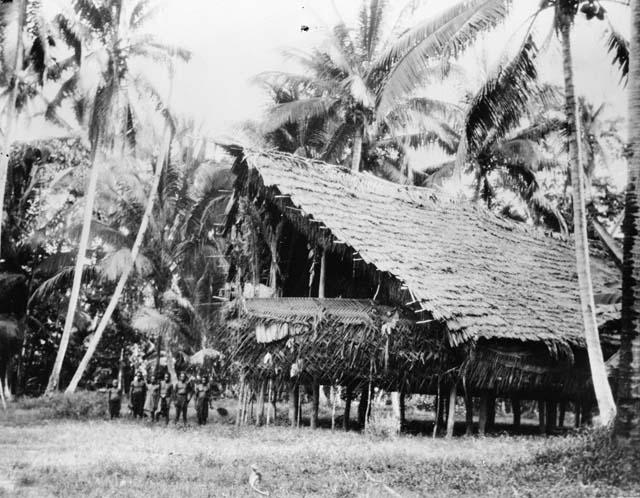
[151,0,630,140]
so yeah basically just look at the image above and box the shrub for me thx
[15,391,108,420]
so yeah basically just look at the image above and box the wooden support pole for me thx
[399,391,406,429]
[558,401,566,429]
[464,393,474,436]
[546,401,557,434]
[311,381,320,429]
[446,383,457,438]
[574,402,581,428]
[256,380,266,426]
[512,398,521,430]
[318,249,326,298]
[538,399,546,435]
[438,390,447,432]
[235,380,245,427]
[487,395,496,431]
[358,386,369,428]
[331,385,336,431]
[391,391,402,434]
[289,383,299,428]
[343,385,352,431]
[266,379,273,426]
[478,393,489,436]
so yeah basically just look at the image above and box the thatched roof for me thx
[229,148,619,352]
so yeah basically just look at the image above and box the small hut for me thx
[221,146,619,434]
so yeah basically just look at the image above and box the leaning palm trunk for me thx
[616,0,640,442]
[65,129,172,393]
[45,145,100,393]
[0,0,26,261]
[351,126,363,172]
[561,22,616,426]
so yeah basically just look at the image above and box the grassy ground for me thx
[1,396,639,497]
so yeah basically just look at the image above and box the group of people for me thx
[105,371,217,425]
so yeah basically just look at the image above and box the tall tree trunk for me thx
[616,0,640,442]
[0,0,26,260]
[45,146,100,394]
[351,126,363,173]
[65,129,172,393]
[560,22,616,426]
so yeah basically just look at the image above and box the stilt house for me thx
[221,146,619,432]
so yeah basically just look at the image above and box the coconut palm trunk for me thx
[45,145,100,393]
[616,0,640,441]
[65,128,172,393]
[0,0,26,262]
[351,125,363,172]
[560,21,616,426]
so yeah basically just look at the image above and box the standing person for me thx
[107,379,122,419]
[195,375,212,425]
[129,371,147,419]
[174,372,192,425]
[158,372,173,424]
[144,373,160,421]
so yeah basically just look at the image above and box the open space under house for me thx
[220,145,620,436]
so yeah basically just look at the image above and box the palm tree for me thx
[64,115,174,393]
[258,0,512,176]
[553,0,617,426]
[45,0,189,393]
[616,0,640,441]
[65,122,231,391]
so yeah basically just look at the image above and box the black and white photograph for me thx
[1,0,639,496]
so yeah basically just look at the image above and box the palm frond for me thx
[97,247,153,282]
[464,35,540,157]
[357,0,387,61]
[132,306,180,337]
[604,24,628,86]
[68,219,130,248]
[29,265,96,304]
[35,251,77,276]
[376,0,512,118]
[261,97,338,132]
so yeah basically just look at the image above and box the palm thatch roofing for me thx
[226,146,619,354]
[227,298,447,390]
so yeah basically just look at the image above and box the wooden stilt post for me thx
[236,379,245,427]
[343,385,352,431]
[512,398,521,430]
[558,401,566,429]
[574,402,581,428]
[446,383,457,438]
[546,401,557,434]
[297,385,302,428]
[437,390,447,433]
[478,393,489,436]
[289,382,299,428]
[256,380,265,426]
[272,384,277,423]
[311,381,320,429]
[266,379,272,426]
[487,394,496,431]
[399,391,406,430]
[357,386,368,428]
[391,391,402,434]
[331,385,336,431]
[464,393,474,436]
[538,399,546,435]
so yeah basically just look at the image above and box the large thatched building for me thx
[221,146,619,433]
